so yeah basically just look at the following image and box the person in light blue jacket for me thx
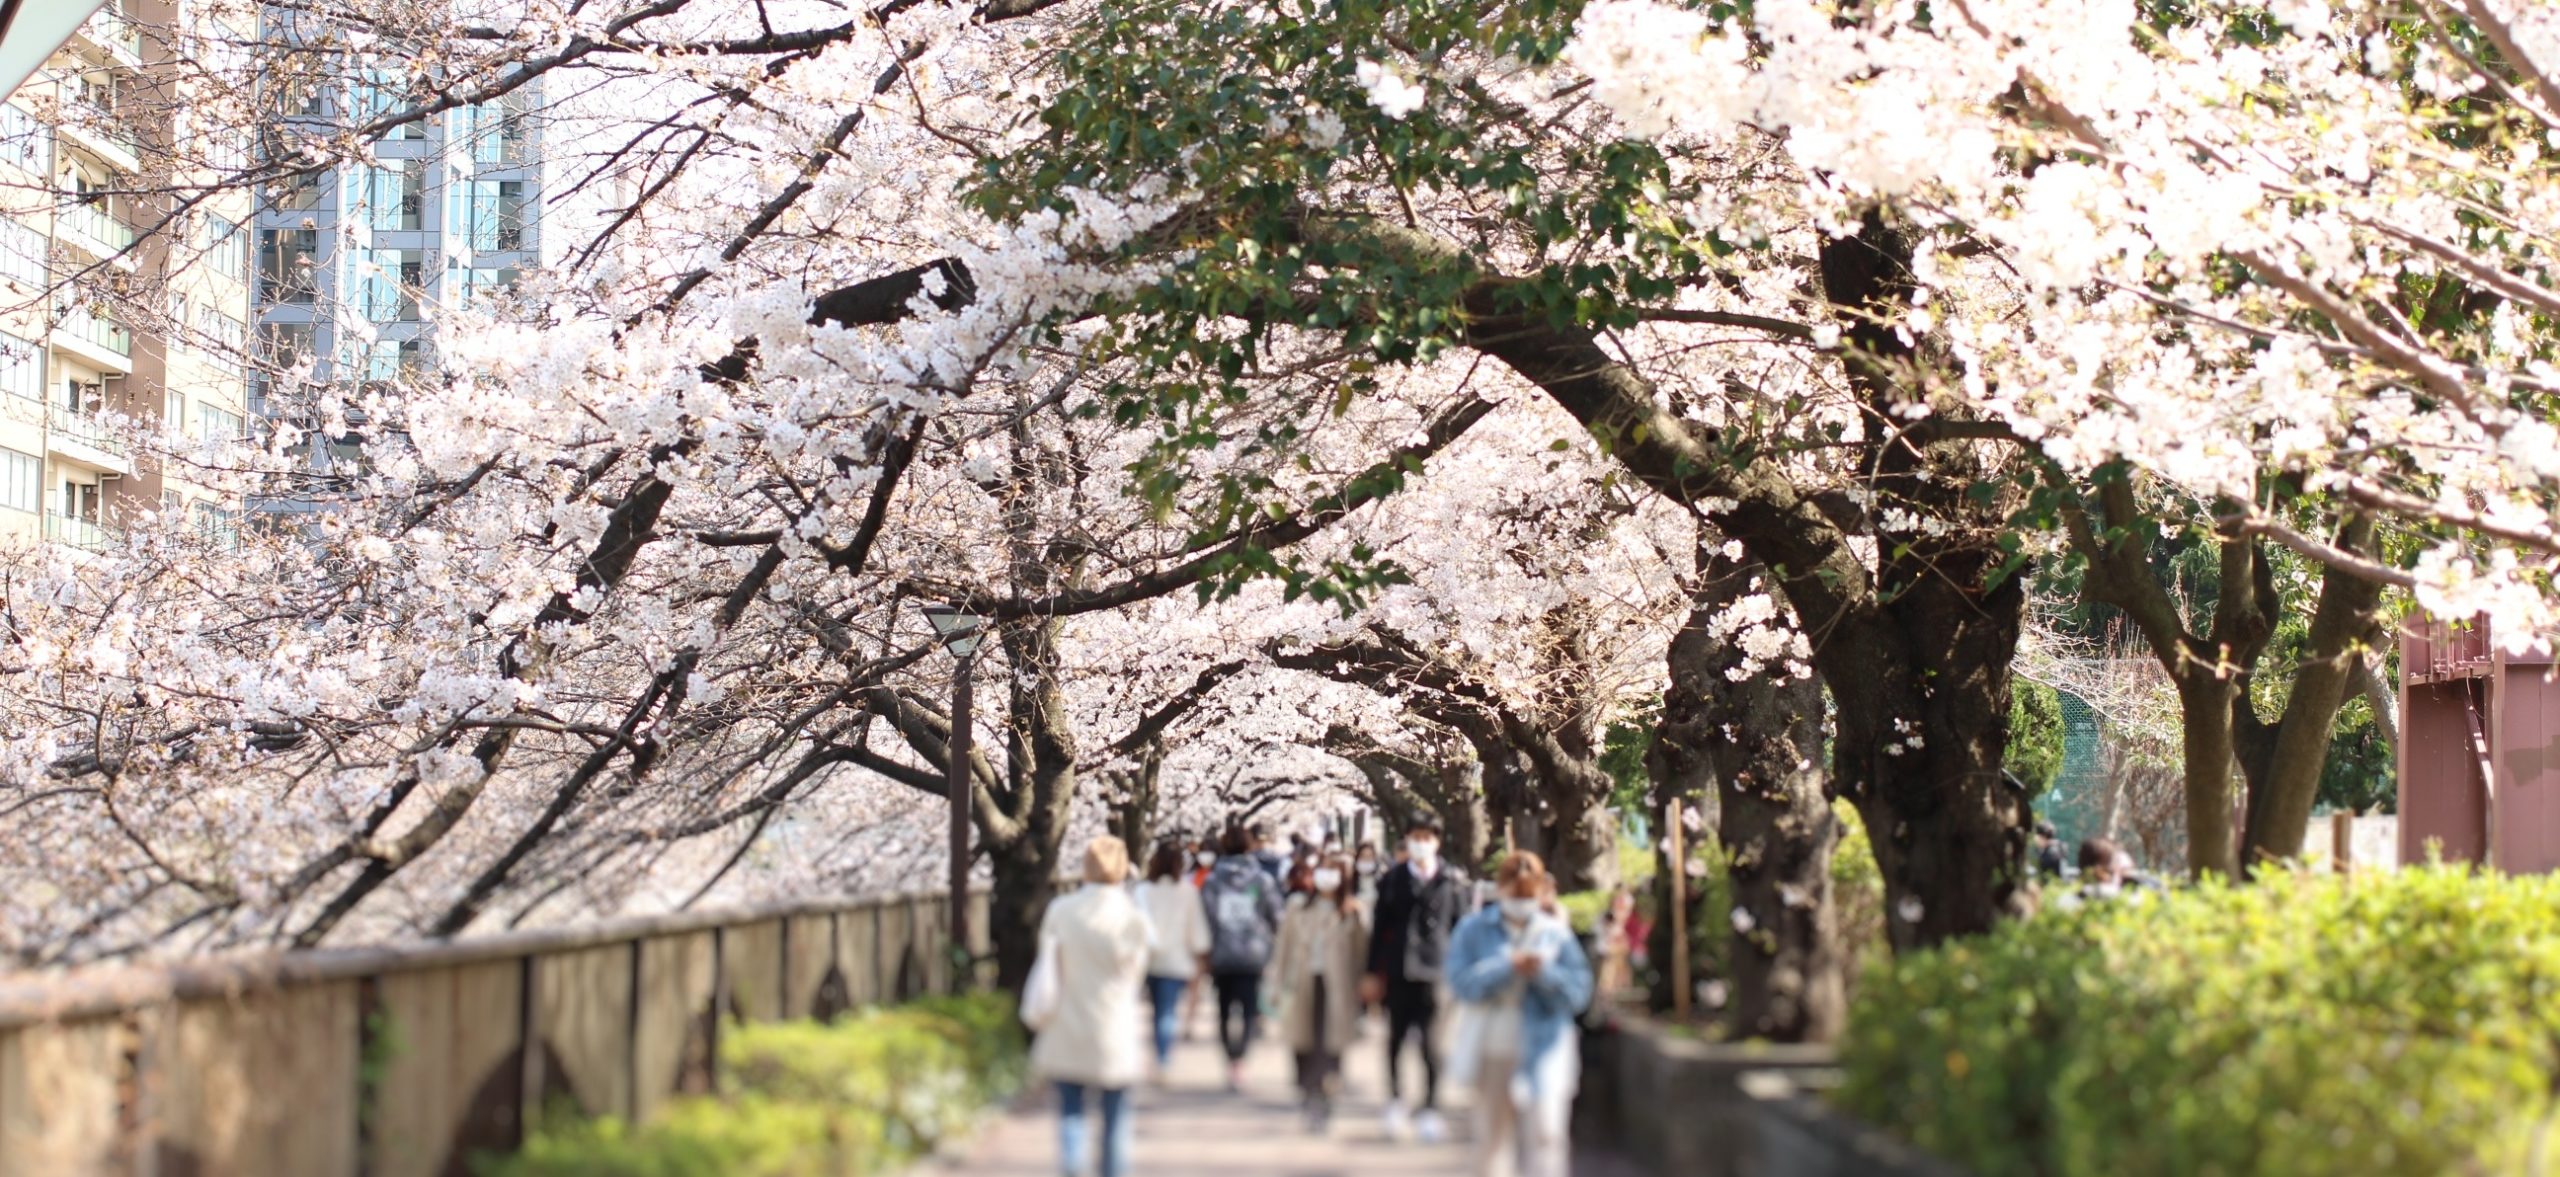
[1444,852,1592,1177]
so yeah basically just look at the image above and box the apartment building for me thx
[0,0,252,551]
[252,11,540,486]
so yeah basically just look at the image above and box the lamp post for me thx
[922,603,986,990]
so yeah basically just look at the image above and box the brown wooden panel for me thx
[723,921,785,1024]
[836,906,880,1008]
[161,981,360,1177]
[783,914,834,1020]
[0,1017,125,1172]
[2403,682,2486,864]
[632,932,717,1123]
[914,897,949,993]
[531,944,632,1121]
[369,960,525,1177]
[876,902,915,1001]
[2499,667,2560,873]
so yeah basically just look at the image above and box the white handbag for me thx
[1020,933,1061,1031]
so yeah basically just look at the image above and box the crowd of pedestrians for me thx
[1021,817,1593,1177]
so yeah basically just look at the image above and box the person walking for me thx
[1137,840,1211,1083]
[1446,852,1593,1177]
[1030,836,1152,1177]
[1352,843,1383,911]
[1272,854,1367,1133]
[1362,819,1471,1143]
[1201,823,1282,1092]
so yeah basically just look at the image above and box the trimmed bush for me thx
[483,992,1024,1177]
[1839,868,2560,1177]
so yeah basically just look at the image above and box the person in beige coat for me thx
[1271,853,1369,1133]
[1031,836,1151,1177]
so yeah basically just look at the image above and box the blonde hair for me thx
[1496,851,1549,894]
[1083,835,1131,884]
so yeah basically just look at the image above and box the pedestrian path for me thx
[913,1018,1646,1176]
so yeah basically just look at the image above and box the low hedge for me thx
[484,992,1025,1177]
[1839,868,2560,1177]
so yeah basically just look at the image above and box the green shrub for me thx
[1839,868,2560,1177]
[482,993,1024,1177]
[490,1097,870,1177]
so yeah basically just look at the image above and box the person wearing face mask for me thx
[1445,853,1593,1177]
[1361,819,1471,1143]
[1352,844,1383,911]
[1272,854,1368,1132]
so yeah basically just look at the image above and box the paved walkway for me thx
[916,1013,1644,1176]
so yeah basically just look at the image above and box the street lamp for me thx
[921,603,985,990]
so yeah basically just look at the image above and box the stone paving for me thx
[914,1010,1647,1177]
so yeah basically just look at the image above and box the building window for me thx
[363,337,423,381]
[0,103,50,175]
[0,216,44,287]
[454,180,528,252]
[257,228,318,305]
[362,161,422,231]
[165,389,187,434]
[360,248,424,322]
[267,170,328,213]
[0,330,39,400]
[0,448,35,513]
[196,402,244,442]
[206,215,245,279]
[450,263,519,307]
[196,305,245,372]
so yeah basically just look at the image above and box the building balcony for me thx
[57,106,141,174]
[47,407,132,476]
[44,512,117,552]
[51,306,133,373]
[54,203,135,266]
[70,9,144,68]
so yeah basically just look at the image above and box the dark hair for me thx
[2035,819,2058,840]
[2077,837,2121,874]
[1219,824,1254,856]
[1285,857,1316,895]
[1405,819,1443,840]
[1315,854,1357,914]
[1146,841,1187,883]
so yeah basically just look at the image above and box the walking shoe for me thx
[1382,1100,1411,1141]
[1226,1061,1244,1092]
[1415,1109,1449,1143]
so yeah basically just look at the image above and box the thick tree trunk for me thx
[1681,544,1843,1041]
[1818,212,2033,948]
[2239,518,2388,863]
[987,837,1059,993]
[1542,797,1620,894]
[1433,759,1491,872]
[2177,678,2243,879]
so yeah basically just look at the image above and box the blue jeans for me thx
[1144,974,1188,1066]
[1056,1082,1131,1177]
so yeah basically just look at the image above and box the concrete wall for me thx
[0,891,960,1176]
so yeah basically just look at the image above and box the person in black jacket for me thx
[1360,819,1472,1144]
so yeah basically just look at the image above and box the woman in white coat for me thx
[1031,835,1152,1177]
[1137,840,1212,1081]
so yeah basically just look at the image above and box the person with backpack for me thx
[1201,823,1283,1092]
[1361,818,1472,1143]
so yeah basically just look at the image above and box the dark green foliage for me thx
[2005,680,2065,797]
[1840,870,2560,1176]
[481,993,1025,1177]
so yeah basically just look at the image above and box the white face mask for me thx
[1195,852,1215,867]
[1356,859,1378,876]
[1501,897,1541,922]
[1312,868,1343,892]
[1406,840,1439,867]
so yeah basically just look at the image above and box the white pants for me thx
[1472,1056,1571,1177]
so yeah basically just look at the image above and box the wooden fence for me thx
[0,890,992,1177]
